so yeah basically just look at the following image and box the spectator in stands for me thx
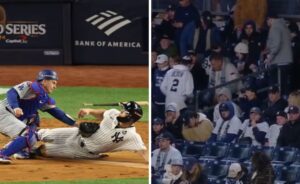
[287,90,300,107]
[195,11,222,58]
[154,4,176,41]
[277,105,300,149]
[183,157,208,184]
[152,117,166,150]
[152,132,183,176]
[264,12,293,97]
[173,0,200,56]
[239,20,263,63]
[181,110,213,142]
[152,51,158,70]
[225,163,247,184]
[213,87,240,122]
[156,34,178,57]
[288,21,300,90]
[250,151,275,184]
[234,42,257,76]
[238,85,260,121]
[162,159,189,184]
[187,49,208,91]
[266,111,288,147]
[169,55,181,68]
[160,56,194,111]
[152,54,170,119]
[208,52,240,94]
[238,107,269,146]
[209,101,242,143]
[261,86,288,125]
[164,103,185,140]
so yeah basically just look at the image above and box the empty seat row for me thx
[175,141,300,165]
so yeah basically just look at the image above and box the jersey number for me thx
[170,79,179,92]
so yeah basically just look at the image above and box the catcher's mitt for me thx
[79,122,100,137]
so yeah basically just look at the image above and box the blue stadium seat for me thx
[173,139,186,153]
[275,164,300,183]
[292,150,300,166]
[272,147,298,165]
[199,157,215,171]
[225,144,252,162]
[182,142,206,158]
[206,160,230,180]
[202,142,229,159]
[272,163,285,180]
[251,145,275,159]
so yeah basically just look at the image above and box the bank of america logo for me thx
[85,10,131,36]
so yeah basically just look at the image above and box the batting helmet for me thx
[117,101,143,123]
[37,69,58,81]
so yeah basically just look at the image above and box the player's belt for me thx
[80,140,96,155]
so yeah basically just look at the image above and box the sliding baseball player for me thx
[35,101,148,162]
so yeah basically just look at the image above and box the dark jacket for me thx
[277,118,300,149]
[250,165,275,184]
[261,97,288,124]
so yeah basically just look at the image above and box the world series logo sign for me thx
[85,10,131,36]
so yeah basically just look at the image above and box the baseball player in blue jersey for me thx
[0,69,76,164]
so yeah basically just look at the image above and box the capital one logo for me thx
[85,10,131,36]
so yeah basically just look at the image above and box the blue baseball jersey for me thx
[1,81,55,121]
[152,68,169,104]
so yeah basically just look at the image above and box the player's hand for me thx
[78,109,90,118]
[13,108,24,117]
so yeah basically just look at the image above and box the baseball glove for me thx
[79,122,100,137]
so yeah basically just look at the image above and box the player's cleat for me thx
[13,151,30,159]
[0,155,12,164]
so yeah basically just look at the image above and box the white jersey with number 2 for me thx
[160,64,194,111]
[38,109,146,159]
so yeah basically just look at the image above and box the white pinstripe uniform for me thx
[38,109,146,159]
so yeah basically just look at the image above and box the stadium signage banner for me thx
[73,0,148,65]
[0,3,66,64]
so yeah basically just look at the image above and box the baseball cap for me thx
[244,85,257,93]
[165,103,177,112]
[153,117,164,125]
[216,87,232,100]
[287,105,300,114]
[166,4,175,11]
[156,132,174,142]
[181,55,192,64]
[219,102,230,112]
[171,159,183,166]
[161,34,170,40]
[250,107,262,114]
[183,157,198,171]
[234,42,249,54]
[227,163,242,178]
[155,54,168,64]
[187,49,196,56]
[268,86,279,93]
[276,111,287,118]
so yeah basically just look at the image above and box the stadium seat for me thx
[272,147,298,165]
[202,142,229,159]
[182,142,205,158]
[251,145,275,159]
[292,150,300,166]
[275,164,300,183]
[272,163,285,180]
[225,144,252,162]
[173,139,186,153]
[206,160,230,180]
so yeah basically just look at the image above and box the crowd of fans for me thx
[151,0,300,183]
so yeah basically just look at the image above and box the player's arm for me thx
[78,108,105,120]
[6,88,24,117]
[45,107,76,126]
